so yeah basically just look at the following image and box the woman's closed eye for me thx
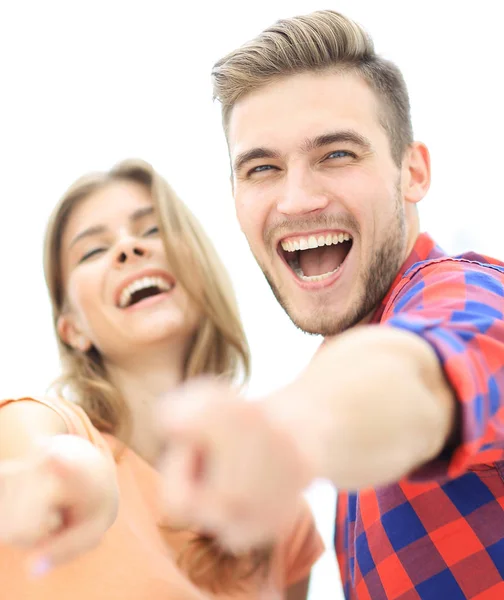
[79,247,106,263]
[143,225,159,237]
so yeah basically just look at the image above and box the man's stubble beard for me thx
[256,190,407,337]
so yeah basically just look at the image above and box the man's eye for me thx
[144,226,159,236]
[248,164,276,176]
[326,150,355,160]
[79,248,105,263]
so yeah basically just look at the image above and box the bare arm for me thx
[0,399,118,570]
[156,327,454,549]
[155,266,504,551]
[270,325,455,489]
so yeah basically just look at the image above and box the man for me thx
[158,10,504,599]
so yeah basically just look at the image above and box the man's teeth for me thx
[293,266,340,282]
[280,232,352,281]
[119,276,173,308]
[280,232,351,252]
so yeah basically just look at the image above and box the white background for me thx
[0,1,502,598]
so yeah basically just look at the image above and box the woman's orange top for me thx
[0,396,324,599]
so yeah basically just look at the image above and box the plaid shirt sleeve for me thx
[381,257,504,480]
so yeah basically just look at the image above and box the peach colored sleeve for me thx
[0,396,110,454]
[279,500,325,587]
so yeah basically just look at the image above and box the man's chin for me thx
[282,291,374,336]
[285,309,344,337]
[263,275,343,335]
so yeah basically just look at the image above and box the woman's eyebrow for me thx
[69,206,155,248]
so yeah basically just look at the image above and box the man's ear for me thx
[57,313,91,352]
[402,142,431,205]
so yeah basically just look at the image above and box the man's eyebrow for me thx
[232,130,373,174]
[301,130,373,153]
[233,147,281,174]
[69,206,155,249]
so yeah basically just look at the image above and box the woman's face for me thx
[57,180,200,363]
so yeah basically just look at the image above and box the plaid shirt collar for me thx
[370,232,446,324]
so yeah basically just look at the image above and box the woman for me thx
[0,159,323,599]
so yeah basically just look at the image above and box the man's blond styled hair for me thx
[212,10,413,164]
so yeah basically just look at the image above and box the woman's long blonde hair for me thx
[43,158,268,592]
[44,158,249,434]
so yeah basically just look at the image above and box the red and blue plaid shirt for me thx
[335,233,504,599]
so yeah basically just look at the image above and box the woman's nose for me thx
[116,246,146,264]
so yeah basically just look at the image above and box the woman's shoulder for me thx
[0,395,110,453]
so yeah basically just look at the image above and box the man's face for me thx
[229,71,422,336]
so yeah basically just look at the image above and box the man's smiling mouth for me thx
[279,231,353,282]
